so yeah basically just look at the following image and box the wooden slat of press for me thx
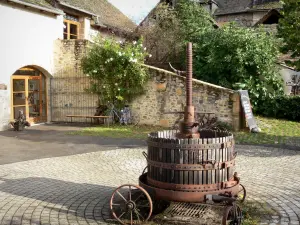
[171,137,175,183]
[229,135,234,179]
[168,134,172,183]
[184,138,189,185]
[188,138,193,184]
[198,138,203,185]
[165,133,169,183]
[224,136,227,182]
[227,136,230,181]
[149,138,152,161]
[175,139,180,184]
[220,137,223,182]
[159,137,162,181]
[179,139,184,185]
[211,137,216,184]
[215,137,219,185]
[225,137,229,181]
[162,132,167,183]
[220,137,223,183]
[222,136,226,182]
[193,138,199,185]
[203,138,207,184]
[148,139,151,179]
[156,136,159,181]
[207,138,211,185]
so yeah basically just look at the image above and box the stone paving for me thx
[0,144,298,224]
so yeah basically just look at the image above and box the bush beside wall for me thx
[256,96,300,121]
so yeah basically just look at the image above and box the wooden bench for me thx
[66,115,111,125]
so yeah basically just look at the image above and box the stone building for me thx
[0,0,245,131]
[140,0,282,28]
[0,0,136,131]
[214,0,282,27]
[139,0,300,96]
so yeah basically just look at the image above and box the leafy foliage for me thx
[278,0,300,70]
[137,0,214,68]
[256,95,300,121]
[81,37,149,106]
[193,23,284,107]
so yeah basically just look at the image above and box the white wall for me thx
[0,2,63,130]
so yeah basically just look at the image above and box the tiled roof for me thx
[251,1,282,10]
[215,0,281,15]
[214,0,252,15]
[13,0,61,12]
[58,0,137,32]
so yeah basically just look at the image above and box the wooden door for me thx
[12,74,47,124]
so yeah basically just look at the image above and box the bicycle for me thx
[106,103,140,126]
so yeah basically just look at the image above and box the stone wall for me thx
[52,40,99,122]
[53,39,88,74]
[51,40,243,130]
[132,65,242,130]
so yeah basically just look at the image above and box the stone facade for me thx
[52,40,98,122]
[51,40,243,130]
[53,39,89,74]
[132,66,241,130]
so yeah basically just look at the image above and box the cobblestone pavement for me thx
[0,145,299,225]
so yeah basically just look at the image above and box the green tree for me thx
[193,23,284,107]
[278,0,300,70]
[138,0,214,68]
[81,36,149,106]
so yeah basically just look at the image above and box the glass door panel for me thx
[27,77,41,123]
[12,78,26,120]
[13,93,26,106]
[28,79,40,92]
[13,79,25,92]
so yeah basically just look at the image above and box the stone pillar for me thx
[78,17,90,40]
[231,92,242,131]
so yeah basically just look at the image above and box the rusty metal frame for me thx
[147,157,235,171]
[147,176,238,191]
[139,174,240,203]
[147,140,234,149]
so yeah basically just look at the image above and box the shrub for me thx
[81,36,150,106]
[193,23,284,109]
[256,95,300,121]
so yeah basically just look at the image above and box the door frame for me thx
[11,71,47,124]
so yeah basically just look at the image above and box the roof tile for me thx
[59,0,137,32]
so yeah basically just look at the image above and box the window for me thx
[63,14,80,39]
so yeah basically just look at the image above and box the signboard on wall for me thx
[238,90,260,132]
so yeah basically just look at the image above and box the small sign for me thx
[238,90,259,132]
[0,84,7,90]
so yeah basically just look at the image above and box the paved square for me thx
[0,125,299,225]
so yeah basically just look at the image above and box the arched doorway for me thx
[11,66,47,124]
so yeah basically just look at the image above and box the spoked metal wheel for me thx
[236,184,246,203]
[110,184,153,225]
[222,204,242,225]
